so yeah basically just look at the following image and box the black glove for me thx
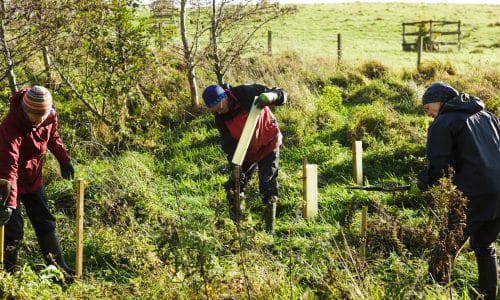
[60,162,75,180]
[0,206,13,225]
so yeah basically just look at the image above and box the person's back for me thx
[419,82,500,299]
[428,93,500,222]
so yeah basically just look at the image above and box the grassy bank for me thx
[0,2,499,299]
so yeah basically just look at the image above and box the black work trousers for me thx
[226,148,279,203]
[464,218,500,299]
[4,186,57,247]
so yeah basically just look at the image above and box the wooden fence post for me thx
[457,20,461,51]
[234,165,242,222]
[417,36,423,71]
[75,178,85,279]
[267,30,272,56]
[429,20,433,51]
[352,138,363,185]
[302,157,318,219]
[337,33,342,64]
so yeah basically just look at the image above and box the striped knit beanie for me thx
[22,85,53,115]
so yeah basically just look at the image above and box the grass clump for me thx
[360,59,389,79]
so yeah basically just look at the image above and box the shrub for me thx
[360,59,389,79]
[414,60,458,82]
[346,80,395,105]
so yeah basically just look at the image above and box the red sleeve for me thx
[47,113,70,164]
[0,122,22,208]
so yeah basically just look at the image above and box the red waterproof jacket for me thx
[214,83,286,163]
[0,88,70,208]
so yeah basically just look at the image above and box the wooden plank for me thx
[303,164,318,219]
[75,179,85,279]
[231,98,261,166]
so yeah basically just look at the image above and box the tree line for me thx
[0,0,294,132]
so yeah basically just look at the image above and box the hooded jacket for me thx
[0,88,70,208]
[214,83,286,163]
[425,93,500,222]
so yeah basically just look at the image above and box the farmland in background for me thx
[255,3,499,71]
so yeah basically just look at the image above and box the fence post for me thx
[457,20,461,51]
[75,178,85,279]
[417,36,423,71]
[352,138,363,185]
[337,33,342,64]
[267,30,272,56]
[429,20,433,51]
[401,23,405,51]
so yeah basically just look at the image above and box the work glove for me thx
[255,92,278,108]
[0,206,14,225]
[60,161,75,180]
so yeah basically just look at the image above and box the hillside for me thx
[0,2,499,299]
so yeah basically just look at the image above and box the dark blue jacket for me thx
[422,94,500,222]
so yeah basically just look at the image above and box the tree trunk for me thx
[211,0,224,85]
[0,0,18,95]
[42,46,55,88]
[180,0,200,108]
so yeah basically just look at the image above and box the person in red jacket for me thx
[0,86,75,280]
[202,83,287,234]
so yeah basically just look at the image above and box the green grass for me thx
[0,2,498,299]
[256,3,499,71]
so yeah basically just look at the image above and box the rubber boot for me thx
[263,196,277,234]
[476,255,498,300]
[37,231,75,282]
[3,242,19,273]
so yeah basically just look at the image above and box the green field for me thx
[256,3,499,71]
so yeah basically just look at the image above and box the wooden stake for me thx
[267,30,272,56]
[234,166,242,223]
[337,33,342,64]
[75,178,85,279]
[360,206,368,263]
[303,159,318,219]
[417,36,423,71]
[352,139,363,185]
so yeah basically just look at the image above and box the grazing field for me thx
[256,3,499,71]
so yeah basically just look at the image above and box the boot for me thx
[476,255,498,300]
[263,196,277,234]
[37,231,75,282]
[3,242,19,273]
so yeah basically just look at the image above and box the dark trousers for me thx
[463,219,500,299]
[227,149,279,203]
[4,186,57,246]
